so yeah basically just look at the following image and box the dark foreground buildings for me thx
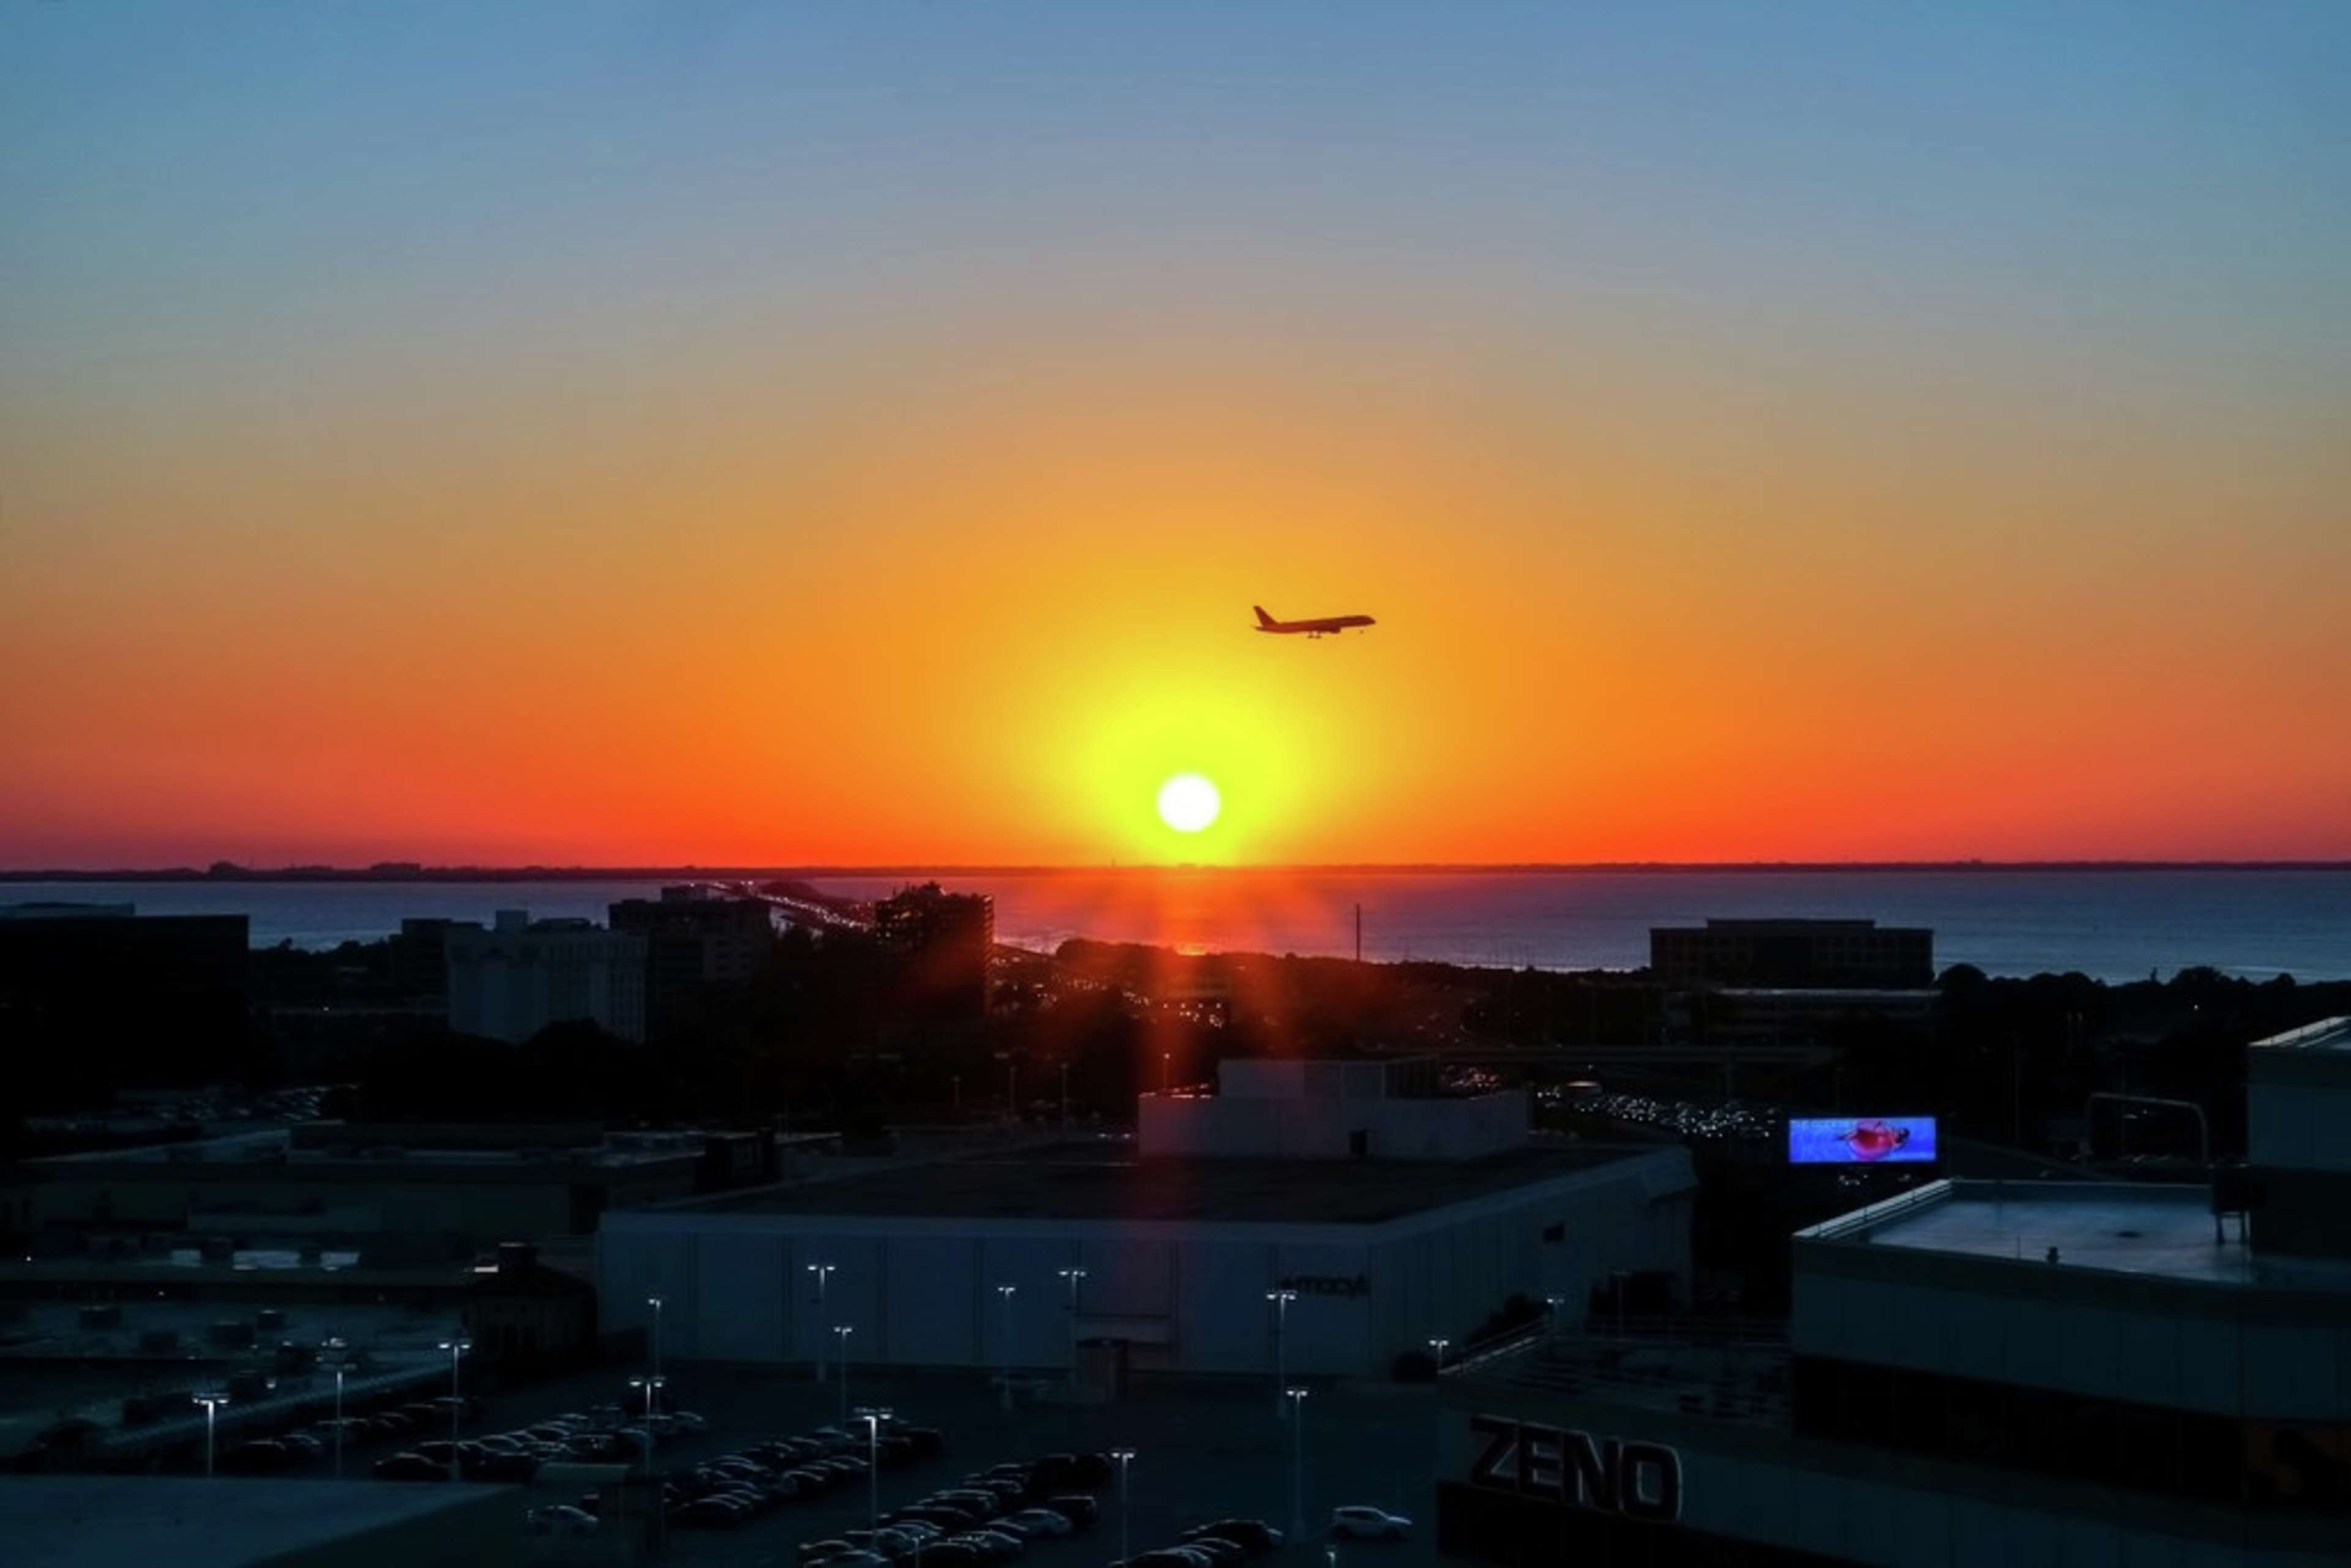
[0,902,250,1093]
[1436,1017,2351,1566]
[608,886,775,1038]
[1650,919,1935,990]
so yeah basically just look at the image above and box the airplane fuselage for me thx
[1253,606,1375,638]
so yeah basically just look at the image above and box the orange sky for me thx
[5,7,2348,866]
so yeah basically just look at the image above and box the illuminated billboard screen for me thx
[1787,1116,1938,1165]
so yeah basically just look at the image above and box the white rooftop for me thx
[1801,1180,2351,1289]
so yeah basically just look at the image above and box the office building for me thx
[607,887,774,1038]
[874,882,994,1019]
[1650,920,1935,989]
[444,909,646,1043]
[1434,1018,2351,1566]
[8,1122,808,1263]
[600,1062,1692,1379]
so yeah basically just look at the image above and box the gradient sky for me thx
[5,2,2348,866]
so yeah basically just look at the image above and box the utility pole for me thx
[1354,904,1362,964]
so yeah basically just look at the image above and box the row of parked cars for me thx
[797,1449,1117,1567]
[377,1400,709,1483]
[218,1394,486,1474]
[1114,1517,1288,1568]
[664,1413,945,1529]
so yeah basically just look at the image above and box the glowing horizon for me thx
[4,6,2348,868]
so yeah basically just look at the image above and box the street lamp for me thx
[1543,1294,1564,1341]
[1265,1289,1298,1416]
[321,1337,349,1479]
[647,1294,664,1387]
[1283,1387,1310,1539]
[807,1264,836,1380]
[1160,1051,1172,1091]
[192,1392,228,1478]
[1110,1448,1137,1566]
[995,1285,1018,1407]
[832,1325,854,1422]
[855,1405,894,1531]
[629,1374,667,1477]
[438,1339,471,1480]
[1057,1267,1089,1375]
[1427,1336,1450,1372]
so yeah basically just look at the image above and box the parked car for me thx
[800,1540,860,1565]
[372,1452,445,1481]
[674,1496,752,1528]
[527,1504,599,1536]
[1182,1538,1245,1564]
[1329,1507,1412,1541]
[899,1424,946,1457]
[1006,1508,1074,1537]
[918,1545,986,1568]
[1044,1495,1099,1528]
[1123,1551,1212,1568]
[1182,1521,1283,1553]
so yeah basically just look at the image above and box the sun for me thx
[1156,772,1222,833]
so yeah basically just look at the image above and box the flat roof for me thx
[1454,1332,1793,1430]
[678,1140,1662,1225]
[0,1474,510,1567]
[34,1126,708,1171]
[1799,1180,2351,1288]
[2251,1015,2351,1052]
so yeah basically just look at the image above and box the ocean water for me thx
[13,869,2347,982]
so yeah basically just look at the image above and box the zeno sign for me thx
[1468,1415,1682,1521]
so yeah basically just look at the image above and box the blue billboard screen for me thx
[1787,1116,1938,1165]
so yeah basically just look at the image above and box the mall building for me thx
[1435,1017,2351,1566]
[598,1059,1694,1379]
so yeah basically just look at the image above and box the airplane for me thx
[1253,604,1376,639]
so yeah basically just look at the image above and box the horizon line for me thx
[7,858,2351,882]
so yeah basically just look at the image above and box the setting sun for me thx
[1157,773,1222,834]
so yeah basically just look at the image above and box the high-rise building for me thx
[872,882,994,1019]
[1649,918,1934,989]
[607,887,774,1038]
[444,910,645,1044]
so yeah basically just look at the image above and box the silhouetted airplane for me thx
[1254,604,1376,639]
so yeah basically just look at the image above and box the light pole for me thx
[322,1336,348,1479]
[832,1325,853,1422]
[855,1405,893,1531]
[438,1339,471,1480]
[1284,1387,1309,1539]
[1111,1448,1136,1566]
[1059,1062,1070,1125]
[1543,1294,1564,1341]
[1265,1289,1297,1416]
[1160,1051,1171,1091]
[647,1294,664,1387]
[1057,1267,1088,1376]
[192,1392,228,1478]
[808,1264,836,1380]
[629,1374,667,1476]
[995,1284,1018,1408]
[1427,1336,1450,1373]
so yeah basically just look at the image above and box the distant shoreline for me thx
[7,861,2350,883]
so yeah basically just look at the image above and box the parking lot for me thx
[464,1363,1436,1567]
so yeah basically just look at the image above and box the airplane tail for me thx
[1253,605,1277,629]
